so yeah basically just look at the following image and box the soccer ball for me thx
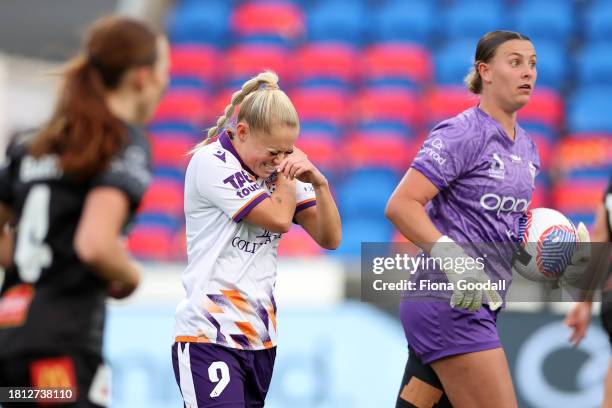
[514,208,579,282]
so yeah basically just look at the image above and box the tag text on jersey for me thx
[480,193,530,216]
[20,155,63,182]
[223,171,261,198]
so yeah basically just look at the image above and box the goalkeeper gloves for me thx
[560,222,591,286]
[430,236,503,312]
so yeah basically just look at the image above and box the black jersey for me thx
[0,125,151,357]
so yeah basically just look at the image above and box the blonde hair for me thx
[193,71,299,151]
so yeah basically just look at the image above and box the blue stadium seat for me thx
[371,0,435,44]
[441,0,507,44]
[512,0,574,44]
[338,167,399,219]
[584,1,612,44]
[567,87,612,133]
[307,1,367,45]
[531,41,568,90]
[576,43,612,87]
[434,40,474,85]
[167,1,230,46]
[333,218,393,256]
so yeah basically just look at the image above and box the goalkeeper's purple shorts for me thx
[400,300,502,364]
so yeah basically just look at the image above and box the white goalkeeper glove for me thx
[560,222,591,286]
[430,236,503,312]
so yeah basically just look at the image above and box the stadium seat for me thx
[152,90,210,126]
[576,43,612,88]
[307,1,367,45]
[584,1,612,44]
[533,41,569,90]
[231,1,305,45]
[362,43,433,89]
[170,45,221,91]
[298,131,341,171]
[440,0,506,44]
[167,1,230,46]
[354,88,422,135]
[518,88,564,135]
[290,88,350,131]
[552,178,609,215]
[425,86,479,125]
[150,134,194,169]
[338,167,399,219]
[294,42,360,88]
[128,222,175,261]
[556,136,612,174]
[512,0,574,44]
[139,179,184,217]
[434,40,476,85]
[224,44,293,87]
[567,87,612,133]
[344,131,415,171]
[371,0,435,44]
[334,218,393,256]
[153,166,185,185]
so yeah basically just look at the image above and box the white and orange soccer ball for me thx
[514,207,585,283]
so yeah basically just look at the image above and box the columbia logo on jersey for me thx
[232,229,281,254]
[223,170,261,198]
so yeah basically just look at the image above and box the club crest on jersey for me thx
[528,161,537,186]
[223,170,260,198]
[488,153,505,180]
[213,150,226,163]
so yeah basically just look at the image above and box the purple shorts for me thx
[172,342,276,407]
[400,300,502,365]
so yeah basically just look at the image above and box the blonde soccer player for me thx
[171,71,341,407]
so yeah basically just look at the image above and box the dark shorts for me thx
[601,291,612,346]
[0,350,108,407]
[400,300,502,364]
[172,342,276,408]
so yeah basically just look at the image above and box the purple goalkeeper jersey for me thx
[409,106,541,295]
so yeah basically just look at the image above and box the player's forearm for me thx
[310,180,341,249]
[0,226,13,269]
[77,238,139,286]
[267,177,297,231]
[385,198,442,252]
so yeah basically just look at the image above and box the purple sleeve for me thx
[410,122,475,190]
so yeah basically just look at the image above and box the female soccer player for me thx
[172,71,341,407]
[0,16,168,407]
[386,31,541,407]
[565,176,612,406]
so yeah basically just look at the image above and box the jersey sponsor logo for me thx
[231,229,281,254]
[488,153,505,180]
[0,284,34,327]
[30,356,77,388]
[110,145,151,187]
[19,154,63,182]
[213,150,226,163]
[419,140,446,165]
[223,170,261,198]
[480,193,530,216]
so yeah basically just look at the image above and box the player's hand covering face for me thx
[278,146,326,187]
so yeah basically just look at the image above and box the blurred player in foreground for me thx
[565,175,612,407]
[386,31,541,407]
[172,71,341,407]
[0,16,169,407]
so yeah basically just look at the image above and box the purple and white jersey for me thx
[411,107,540,288]
[174,132,316,350]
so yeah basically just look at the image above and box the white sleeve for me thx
[194,152,269,222]
[295,180,316,214]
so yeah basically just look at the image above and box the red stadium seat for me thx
[224,44,293,85]
[519,87,564,131]
[277,226,323,257]
[344,132,415,170]
[171,226,187,261]
[152,90,210,125]
[362,42,432,87]
[170,45,221,84]
[139,180,184,217]
[297,133,340,170]
[290,88,350,128]
[354,88,422,129]
[231,1,304,42]
[128,225,174,261]
[425,86,479,124]
[553,179,608,214]
[557,135,612,171]
[151,134,194,169]
[294,43,360,86]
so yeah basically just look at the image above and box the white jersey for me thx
[174,132,316,350]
